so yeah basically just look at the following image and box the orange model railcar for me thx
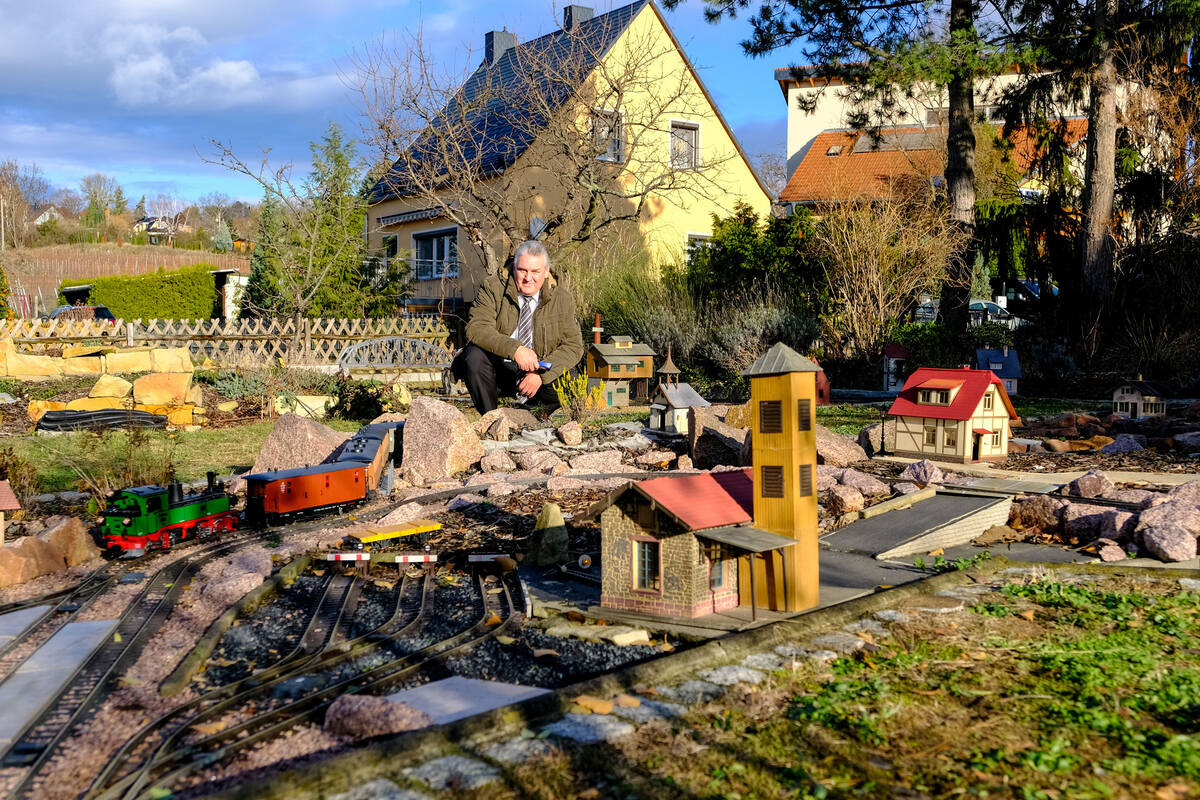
[243,463,367,527]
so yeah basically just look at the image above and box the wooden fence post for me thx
[304,317,312,364]
[126,322,135,348]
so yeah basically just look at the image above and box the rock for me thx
[0,546,38,588]
[485,415,514,441]
[150,346,194,372]
[1167,480,1200,506]
[59,357,104,376]
[824,485,864,515]
[667,680,726,704]
[899,459,944,486]
[475,407,540,436]
[556,420,583,446]
[687,407,747,469]
[1174,432,1200,453]
[1043,438,1072,453]
[616,433,653,452]
[216,400,238,413]
[1048,412,1077,428]
[6,347,63,379]
[89,374,133,398]
[512,449,560,473]
[1009,495,1066,533]
[723,401,752,429]
[541,714,634,744]
[229,414,350,493]
[815,424,867,467]
[633,450,675,467]
[37,516,100,566]
[483,737,556,764]
[816,471,839,492]
[1099,510,1137,543]
[546,476,586,493]
[401,397,485,481]
[1136,499,1200,538]
[66,396,129,411]
[1101,434,1144,453]
[857,419,896,457]
[1141,523,1198,562]
[447,494,488,511]
[893,482,923,495]
[528,502,569,566]
[325,695,433,739]
[606,628,651,646]
[377,502,425,526]
[839,468,889,496]
[326,779,425,800]
[131,372,192,405]
[1098,543,1128,562]
[27,400,67,422]
[480,450,516,473]
[675,455,694,471]
[11,536,64,576]
[569,450,625,473]
[274,394,333,419]
[697,665,765,686]
[975,524,1019,545]
[1102,488,1157,508]
[519,428,557,446]
[809,631,867,654]
[486,482,520,497]
[1062,503,1109,542]
[1066,469,1114,499]
[546,461,570,476]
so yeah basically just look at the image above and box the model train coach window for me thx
[281,481,291,494]
[325,475,331,488]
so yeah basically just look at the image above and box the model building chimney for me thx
[592,312,603,345]
[485,29,516,66]
[1002,344,1009,357]
[564,5,594,30]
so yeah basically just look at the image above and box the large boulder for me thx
[1009,495,1066,534]
[815,425,867,467]
[401,397,485,481]
[856,419,896,458]
[569,449,625,474]
[723,402,752,429]
[1141,523,1198,562]
[1066,469,1114,499]
[229,414,351,493]
[513,449,563,473]
[480,449,517,473]
[688,407,747,470]
[474,407,539,437]
[1174,432,1200,453]
[899,459,944,486]
[323,695,433,739]
[89,374,133,399]
[824,485,864,515]
[557,420,583,446]
[839,469,890,497]
[1103,488,1157,508]
[1101,434,1144,454]
[1099,510,1137,543]
[12,535,66,575]
[1062,503,1108,542]
[528,502,569,566]
[0,545,39,588]
[1167,480,1200,506]
[37,516,100,567]
[1136,499,1200,538]
[132,372,192,405]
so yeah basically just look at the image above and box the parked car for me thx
[47,305,117,322]
[969,300,1025,328]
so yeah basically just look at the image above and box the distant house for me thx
[888,367,1019,463]
[585,317,655,406]
[648,348,708,434]
[27,205,64,227]
[975,345,1022,395]
[883,344,909,393]
[133,214,193,245]
[1111,381,1166,419]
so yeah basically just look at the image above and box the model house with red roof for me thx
[888,367,1019,463]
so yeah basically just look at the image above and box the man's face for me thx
[513,252,548,297]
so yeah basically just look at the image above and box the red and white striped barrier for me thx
[395,553,437,563]
[326,552,371,562]
[468,553,511,563]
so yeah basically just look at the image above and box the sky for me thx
[0,0,795,205]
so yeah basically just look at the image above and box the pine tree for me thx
[134,195,147,218]
[240,195,285,318]
[307,123,368,318]
[83,197,105,228]
[110,186,128,215]
[213,218,233,253]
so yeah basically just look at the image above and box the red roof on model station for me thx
[0,480,19,512]
[631,469,754,531]
[888,367,1019,422]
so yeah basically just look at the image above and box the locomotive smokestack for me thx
[207,471,217,493]
[168,482,183,505]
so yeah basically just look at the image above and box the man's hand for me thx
[513,345,540,372]
[517,372,543,399]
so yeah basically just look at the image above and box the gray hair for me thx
[513,240,550,271]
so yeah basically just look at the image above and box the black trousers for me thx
[452,344,560,414]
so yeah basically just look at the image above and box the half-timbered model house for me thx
[888,367,1019,463]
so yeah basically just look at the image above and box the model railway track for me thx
[96,568,518,800]
[300,573,358,654]
[1,533,277,800]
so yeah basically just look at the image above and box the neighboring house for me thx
[133,215,194,244]
[1111,380,1166,419]
[27,205,64,227]
[976,345,1022,395]
[648,347,708,434]
[585,316,655,406]
[367,0,773,307]
[888,367,1019,463]
[883,344,909,393]
[595,341,821,618]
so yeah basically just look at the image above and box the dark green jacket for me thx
[465,272,584,385]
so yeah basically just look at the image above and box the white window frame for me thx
[983,392,993,410]
[410,226,459,280]
[592,108,625,163]
[669,118,701,170]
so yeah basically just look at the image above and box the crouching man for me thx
[452,240,584,414]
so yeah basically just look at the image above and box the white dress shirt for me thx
[509,291,541,340]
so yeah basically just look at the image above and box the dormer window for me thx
[918,389,951,405]
[826,144,843,156]
[989,361,1003,371]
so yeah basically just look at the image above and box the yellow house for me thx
[888,367,1019,464]
[366,1,773,308]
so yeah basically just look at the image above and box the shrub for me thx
[0,447,39,503]
[59,264,219,319]
[0,265,13,320]
[329,378,410,421]
[554,372,605,423]
[47,429,178,503]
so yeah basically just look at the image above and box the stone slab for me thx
[0,619,116,750]
[821,493,1003,557]
[0,607,48,644]
[328,779,431,800]
[541,713,635,744]
[385,676,549,725]
[404,755,499,791]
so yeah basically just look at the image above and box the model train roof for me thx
[241,462,365,481]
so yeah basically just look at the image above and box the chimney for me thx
[564,5,594,30]
[1002,344,1009,357]
[485,29,516,66]
[592,312,603,345]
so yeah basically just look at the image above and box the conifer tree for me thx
[134,195,147,218]
[240,195,284,318]
[213,218,233,253]
[110,186,128,215]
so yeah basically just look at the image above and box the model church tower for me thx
[742,342,821,611]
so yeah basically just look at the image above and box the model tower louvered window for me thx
[799,464,814,497]
[797,399,812,431]
[761,465,784,497]
[759,400,782,433]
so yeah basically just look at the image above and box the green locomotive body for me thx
[99,474,238,555]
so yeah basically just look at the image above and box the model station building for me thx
[888,367,1018,463]
[647,347,709,434]
[1110,380,1166,419]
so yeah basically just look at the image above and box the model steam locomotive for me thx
[99,421,404,555]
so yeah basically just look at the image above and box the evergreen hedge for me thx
[59,264,218,320]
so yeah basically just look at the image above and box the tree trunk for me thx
[938,0,978,334]
[1079,0,1118,357]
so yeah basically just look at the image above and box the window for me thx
[799,464,814,497]
[825,144,843,156]
[983,392,993,410]
[670,121,699,169]
[412,229,457,279]
[593,110,624,162]
[759,400,782,433]
[706,543,724,590]
[991,433,1001,446]
[938,390,950,404]
[989,361,1003,371]
[761,465,784,498]
[797,398,812,432]
[636,540,660,591]
[944,427,958,448]
[686,234,712,262]
[381,234,399,265]
[924,427,937,446]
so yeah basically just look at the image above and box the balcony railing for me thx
[408,258,459,280]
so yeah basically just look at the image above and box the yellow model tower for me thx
[740,342,821,611]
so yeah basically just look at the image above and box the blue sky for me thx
[0,0,793,203]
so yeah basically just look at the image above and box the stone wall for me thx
[1,337,192,381]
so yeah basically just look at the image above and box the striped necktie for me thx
[517,296,534,351]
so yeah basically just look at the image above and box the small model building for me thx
[585,314,655,407]
[596,342,821,620]
[811,356,831,405]
[975,345,1021,395]
[1111,379,1166,419]
[883,344,909,393]
[888,367,1019,463]
[648,347,709,434]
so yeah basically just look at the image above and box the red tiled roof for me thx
[888,367,1018,422]
[917,378,964,390]
[0,480,19,512]
[635,469,753,531]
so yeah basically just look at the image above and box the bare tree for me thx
[0,161,31,249]
[810,180,966,360]
[80,173,121,209]
[349,15,741,278]
[754,152,789,199]
[150,192,189,245]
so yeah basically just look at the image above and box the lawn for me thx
[817,403,888,436]
[486,570,1200,800]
